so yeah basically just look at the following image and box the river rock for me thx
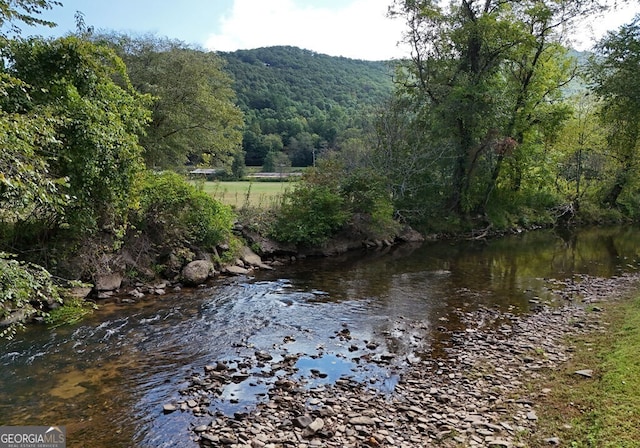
[163,404,177,413]
[293,414,314,428]
[67,286,93,299]
[396,225,425,242]
[574,369,594,378]
[95,272,122,291]
[225,265,251,275]
[181,260,214,285]
[241,246,271,269]
[179,272,640,448]
[349,416,376,426]
[308,418,324,432]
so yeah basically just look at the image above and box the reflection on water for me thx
[1,226,640,447]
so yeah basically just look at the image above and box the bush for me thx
[0,253,62,339]
[269,184,349,246]
[135,171,235,251]
[340,168,400,239]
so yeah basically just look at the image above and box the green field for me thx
[197,181,294,208]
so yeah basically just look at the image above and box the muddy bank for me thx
[165,273,640,448]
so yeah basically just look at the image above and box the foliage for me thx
[44,296,96,329]
[134,171,235,252]
[323,159,400,239]
[0,0,60,37]
[270,155,399,245]
[385,0,604,228]
[270,182,348,246]
[0,100,68,228]
[262,150,291,172]
[587,15,640,211]
[1,36,152,235]
[0,252,61,339]
[220,46,394,166]
[95,33,244,171]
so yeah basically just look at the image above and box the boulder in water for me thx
[181,260,214,285]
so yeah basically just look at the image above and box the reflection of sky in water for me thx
[295,354,399,394]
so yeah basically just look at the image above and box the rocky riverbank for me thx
[163,273,640,448]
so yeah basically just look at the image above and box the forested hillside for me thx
[219,46,395,166]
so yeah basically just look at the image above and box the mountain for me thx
[218,46,396,166]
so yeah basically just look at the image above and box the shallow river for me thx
[1,226,640,447]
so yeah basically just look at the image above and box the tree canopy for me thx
[588,14,640,207]
[1,36,152,233]
[378,0,608,225]
[95,34,244,171]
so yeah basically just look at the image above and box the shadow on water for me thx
[2,226,640,447]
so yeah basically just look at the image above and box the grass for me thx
[529,296,640,447]
[194,180,294,208]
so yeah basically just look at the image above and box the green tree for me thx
[135,171,234,252]
[2,36,152,233]
[388,0,605,223]
[0,101,67,230]
[588,15,640,210]
[553,94,607,211]
[262,150,291,173]
[221,46,394,167]
[0,1,66,235]
[97,34,243,171]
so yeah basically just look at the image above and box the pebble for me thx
[171,273,640,448]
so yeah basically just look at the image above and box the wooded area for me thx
[2,0,640,336]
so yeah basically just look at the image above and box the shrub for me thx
[0,253,62,339]
[340,168,400,239]
[135,171,235,251]
[269,184,349,246]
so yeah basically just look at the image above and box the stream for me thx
[1,226,640,447]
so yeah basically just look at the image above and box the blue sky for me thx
[21,0,409,60]
[16,0,640,60]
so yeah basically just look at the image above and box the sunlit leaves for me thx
[96,34,244,171]
[588,14,640,207]
[3,36,152,230]
[384,0,604,222]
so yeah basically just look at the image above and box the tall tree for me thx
[388,0,605,220]
[588,14,640,208]
[0,0,65,232]
[96,34,243,171]
[2,36,152,232]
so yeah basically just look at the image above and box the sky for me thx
[15,0,640,61]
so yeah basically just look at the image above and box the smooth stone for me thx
[349,416,376,425]
[162,404,177,413]
[293,414,314,428]
[574,369,594,378]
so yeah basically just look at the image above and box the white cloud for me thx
[572,2,639,50]
[204,0,409,60]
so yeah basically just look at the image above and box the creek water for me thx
[1,226,640,447]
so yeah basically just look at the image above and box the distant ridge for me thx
[218,46,396,166]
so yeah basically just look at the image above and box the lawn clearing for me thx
[530,295,640,447]
[196,180,294,208]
